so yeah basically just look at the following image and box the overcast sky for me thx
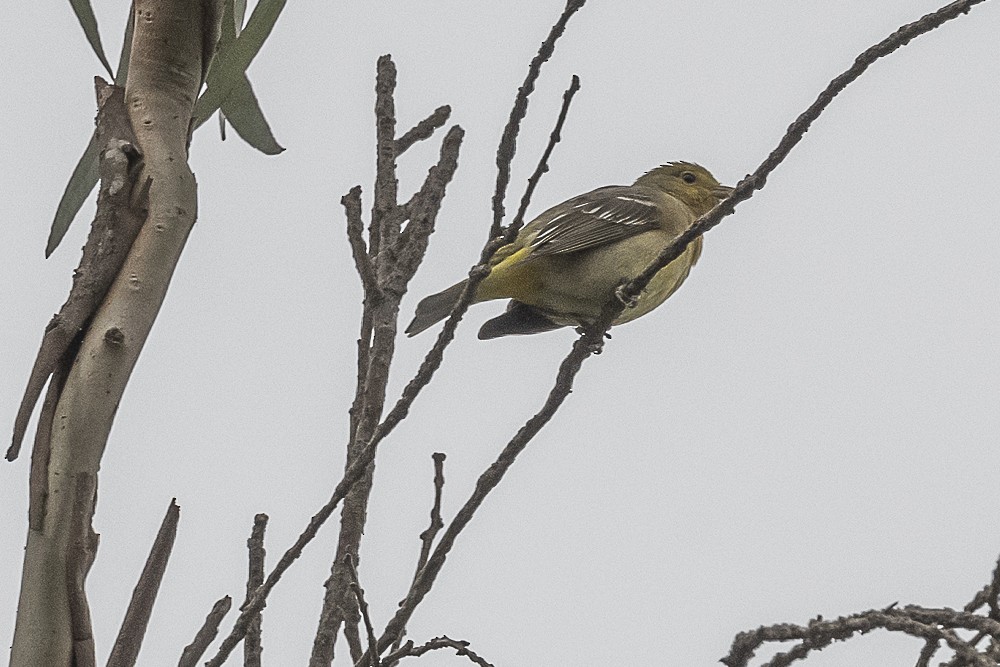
[3,1,1000,665]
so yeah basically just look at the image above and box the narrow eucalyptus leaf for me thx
[114,5,134,85]
[220,75,284,155]
[69,0,113,77]
[192,0,287,128]
[47,133,101,257]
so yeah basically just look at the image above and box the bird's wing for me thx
[527,186,662,257]
[478,301,563,339]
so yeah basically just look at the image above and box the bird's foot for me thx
[615,284,639,308]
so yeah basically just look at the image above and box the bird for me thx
[405,162,732,339]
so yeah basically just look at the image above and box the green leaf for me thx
[47,7,133,256]
[220,74,284,154]
[47,132,101,257]
[114,6,133,85]
[216,0,237,141]
[69,0,114,77]
[234,0,248,30]
[192,0,287,129]
[46,0,286,254]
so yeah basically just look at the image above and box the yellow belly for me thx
[475,232,702,327]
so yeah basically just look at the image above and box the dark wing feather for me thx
[528,187,661,256]
[478,301,563,339]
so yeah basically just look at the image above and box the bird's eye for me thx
[681,172,697,184]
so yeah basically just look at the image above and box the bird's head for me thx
[634,162,733,216]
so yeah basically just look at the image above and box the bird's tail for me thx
[405,280,469,336]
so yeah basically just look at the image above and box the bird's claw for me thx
[615,285,639,308]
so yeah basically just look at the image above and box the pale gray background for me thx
[3,1,1000,664]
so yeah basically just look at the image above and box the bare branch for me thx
[107,499,180,667]
[365,334,598,661]
[314,73,465,667]
[395,106,452,156]
[490,0,587,239]
[914,638,939,667]
[178,596,232,667]
[312,56,405,666]
[345,556,381,667]
[244,513,268,667]
[394,22,585,413]
[986,552,1000,620]
[343,186,379,299]
[606,0,989,335]
[508,74,581,238]
[382,636,495,667]
[391,125,465,291]
[391,452,447,654]
[371,54,399,257]
[722,606,1000,667]
[414,453,446,591]
[344,621,365,664]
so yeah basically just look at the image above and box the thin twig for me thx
[177,596,232,667]
[344,621,366,664]
[361,333,599,663]
[394,28,584,422]
[107,498,180,667]
[372,54,399,257]
[986,552,1000,620]
[508,74,581,237]
[395,105,451,155]
[206,128,464,667]
[914,638,939,667]
[490,0,587,239]
[344,186,379,299]
[312,106,464,667]
[346,555,381,667]
[382,636,495,667]
[388,125,465,293]
[416,453,447,580]
[312,56,405,667]
[606,0,989,334]
[391,452,447,653]
[723,606,1000,667]
[244,513,268,667]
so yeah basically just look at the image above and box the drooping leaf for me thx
[69,0,114,77]
[216,0,238,141]
[46,132,101,257]
[47,0,286,254]
[114,5,134,85]
[192,0,287,129]
[220,74,284,154]
[48,6,133,255]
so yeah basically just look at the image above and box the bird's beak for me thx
[712,184,735,200]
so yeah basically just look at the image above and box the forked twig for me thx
[390,452,447,653]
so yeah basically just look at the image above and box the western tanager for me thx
[406,162,731,339]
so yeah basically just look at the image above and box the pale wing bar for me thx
[529,187,661,256]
